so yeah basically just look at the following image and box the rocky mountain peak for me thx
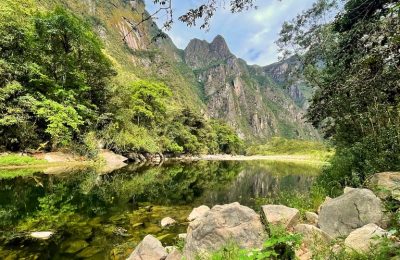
[184,35,233,69]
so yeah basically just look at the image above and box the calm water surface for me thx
[0,160,320,259]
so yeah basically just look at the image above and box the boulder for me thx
[344,223,388,253]
[183,202,266,259]
[318,188,385,238]
[369,172,400,201]
[305,212,318,225]
[30,231,53,240]
[317,197,332,214]
[187,205,210,221]
[127,235,168,260]
[161,217,177,228]
[294,224,332,247]
[166,248,183,260]
[261,205,300,229]
[344,186,356,193]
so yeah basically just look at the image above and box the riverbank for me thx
[175,154,329,165]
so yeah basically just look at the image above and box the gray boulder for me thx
[294,224,332,247]
[369,172,400,201]
[187,205,210,221]
[318,188,385,238]
[305,212,318,226]
[183,202,266,259]
[127,235,168,260]
[344,223,388,253]
[165,248,183,260]
[261,205,300,229]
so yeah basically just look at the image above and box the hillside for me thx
[0,0,319,156]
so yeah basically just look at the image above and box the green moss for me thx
[0,155,47,167]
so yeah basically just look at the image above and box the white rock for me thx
[261,204,300,229]
[187,205,210,221]
[344,223,388,253]
[127,235,168,260]
[161,217,177,228]
[30,231,53,240]
[344,186,356,193]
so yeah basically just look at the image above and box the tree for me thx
[278,0,400,191]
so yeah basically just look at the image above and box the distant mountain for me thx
[38,0,319,141]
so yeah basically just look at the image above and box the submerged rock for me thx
[127,235,168,260]
[187,205,210,221]
[161,217,177,228]
[261,204,300,229]
[344,223,388,253]
[30,231,53,240]
[318,188,385,238]
[184,202,266,259]
[62,240,89,254]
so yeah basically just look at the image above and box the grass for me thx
[0,154,47,167]
[246,137,334,161]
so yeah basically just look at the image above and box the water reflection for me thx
[0,160,320,259]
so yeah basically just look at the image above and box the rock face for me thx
[261,205,300,229]
[184,36,319,140]
[318,188,385,238]
[344,223,388,253]
[161,217,177,228]
[127,235,168,260]
[369,172,400,201]
[184,202,266,259]
[187,205,210,221]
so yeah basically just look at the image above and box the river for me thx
[0,159,321,259]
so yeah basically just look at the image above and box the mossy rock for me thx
[76,246,103,258]
[61,239,89,254]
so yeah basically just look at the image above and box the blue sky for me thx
[144,0,316,66]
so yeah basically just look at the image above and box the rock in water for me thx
[261,205,300,229]
[369,172,400,201]
[187,205,210,221]
[344,223,388,253]
[318,188,385,238]
[30,231,53,240]
[161,217,177,228]
[127,235,168,260]
[183,202,266,259]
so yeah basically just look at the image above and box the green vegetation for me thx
[210,226,301,260]
[0,154,46,166]
[0,1,242,156]
[246,137,332,160]
[279,0,400,194]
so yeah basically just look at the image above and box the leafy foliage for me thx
[278,0,400,192]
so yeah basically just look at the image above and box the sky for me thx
[144,0,316,66]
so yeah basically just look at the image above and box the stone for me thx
[187,205,210,221]
[161,217,177,228]
[317,196,332,214]
[261,205,300,229]
[344,186,356,193]
[294,224,332,247]
[318,188,385,238]
[62,240,89,254]
[183,202,266,259]
[369,172,400,201]
[99,149,128,173]
[127,235,168,260]
[178,233,187,240]
[30,231,53,240]
[344,223,388,253]
[166,248,183,260]
[305,212,318,225]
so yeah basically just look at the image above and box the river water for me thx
[0,160,320,259]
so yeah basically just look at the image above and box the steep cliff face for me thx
[184,36,319,140]
[40,0,318,141]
